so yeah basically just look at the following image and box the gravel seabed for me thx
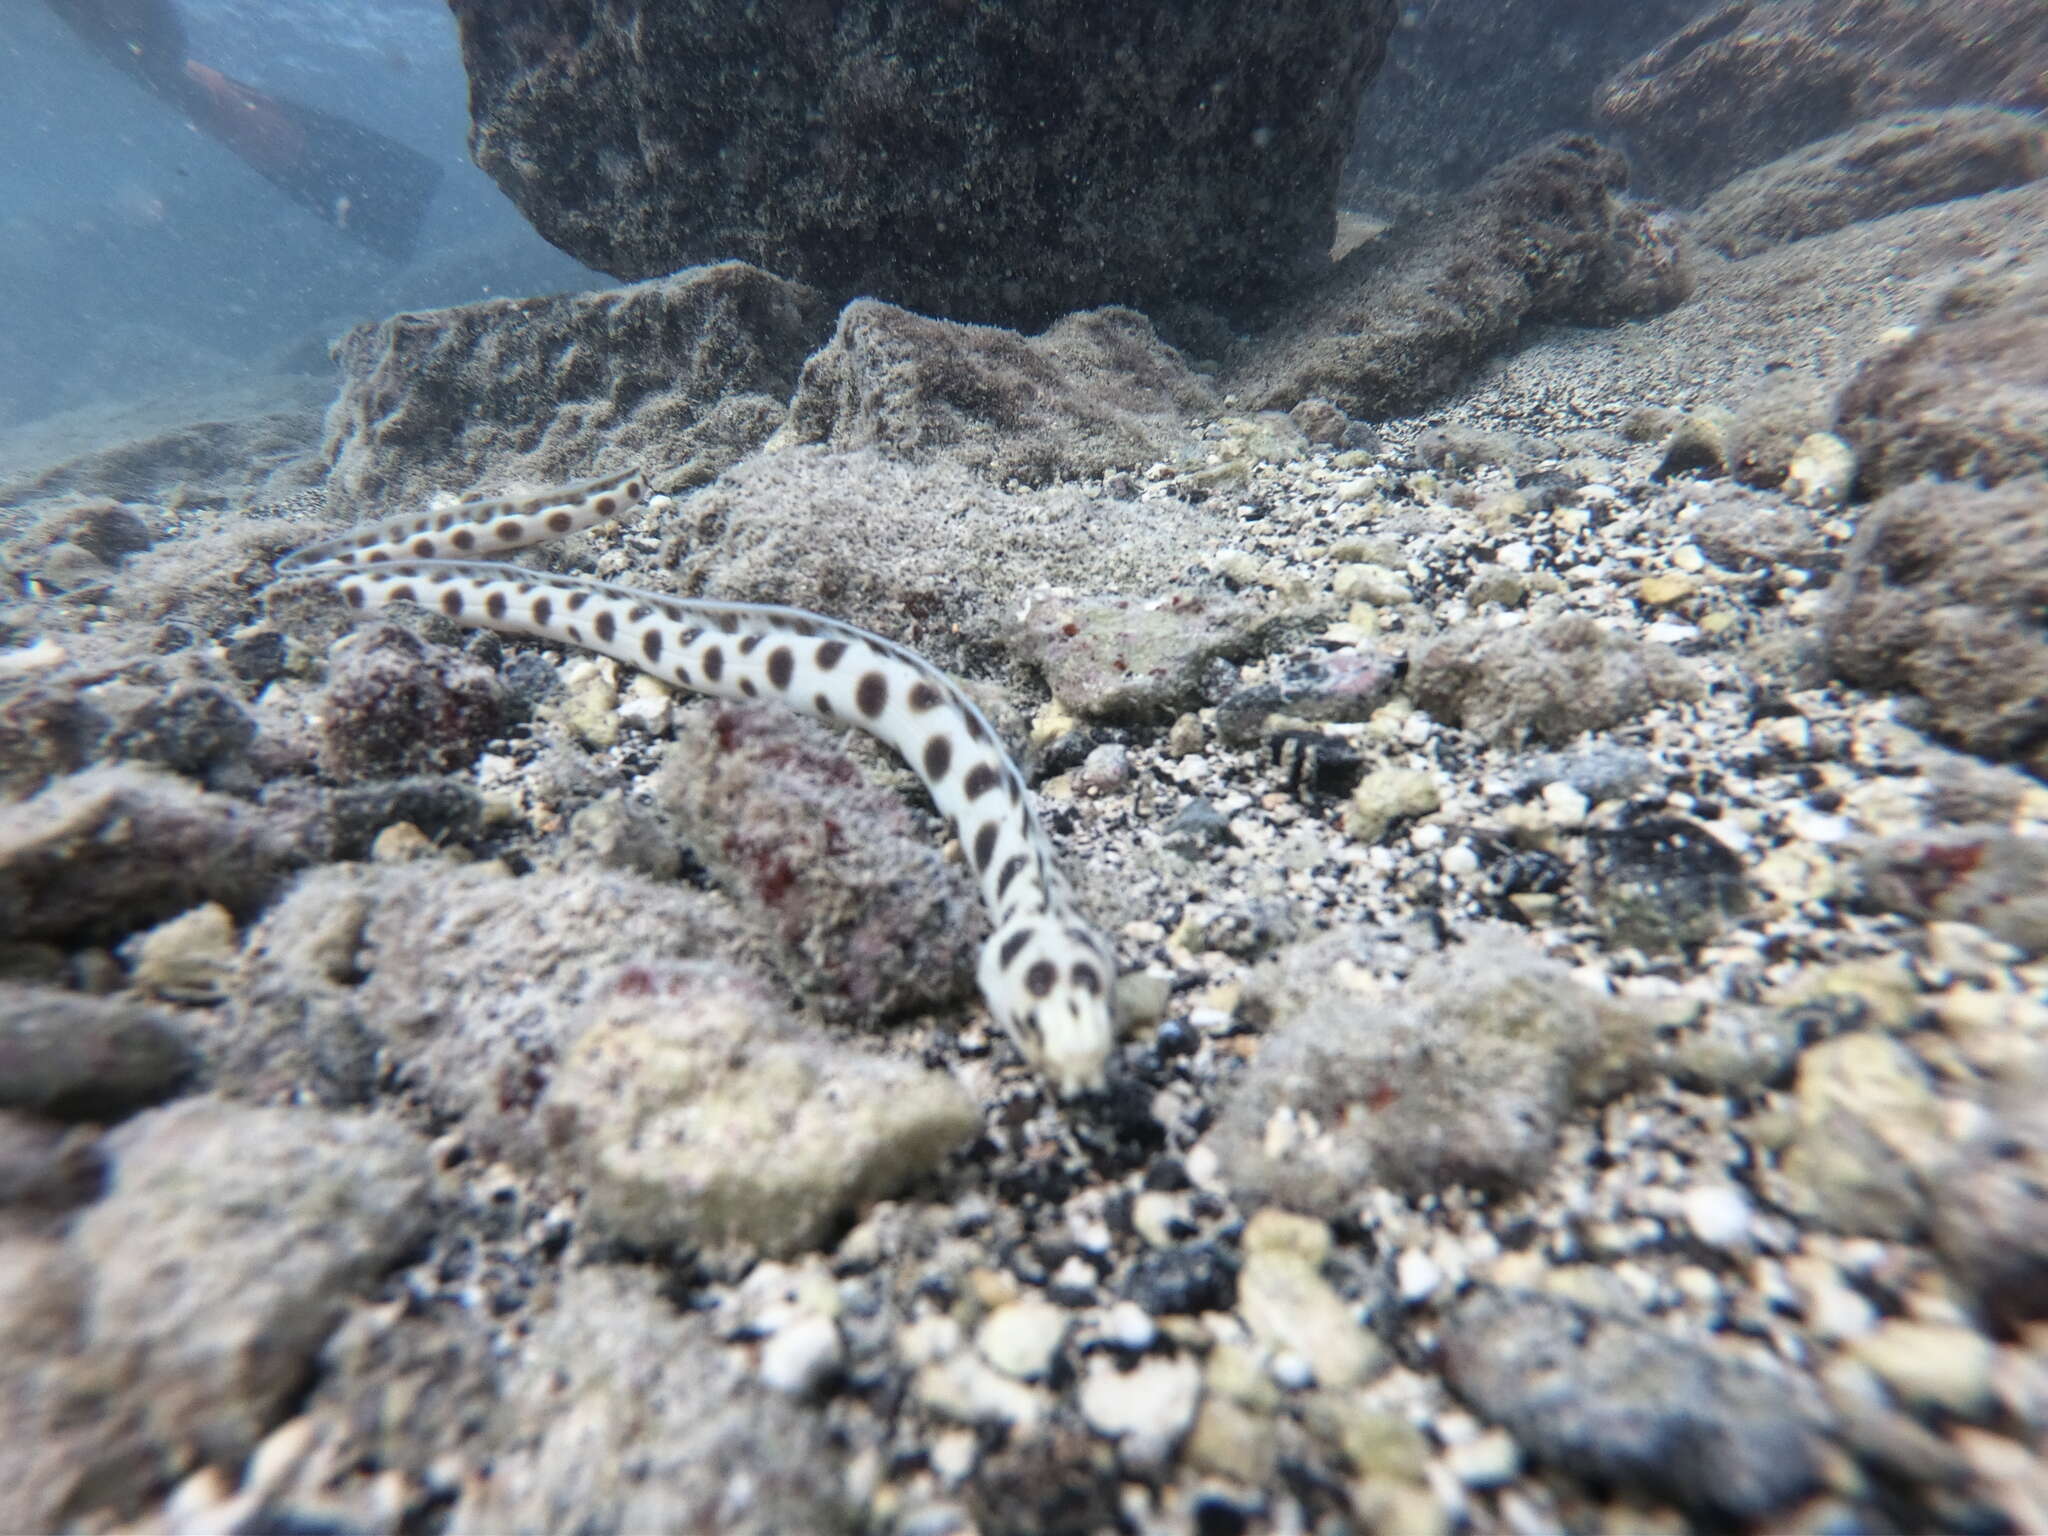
[3,184,2045,1535]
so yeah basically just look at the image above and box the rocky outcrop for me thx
[1599,0,2048,204]
[447,0,1397,327]
[778,303,1215,486]
[1694,108,2048,258]
[320,262,828,507]
[1227,137,1688,419]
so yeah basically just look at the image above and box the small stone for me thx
[1654,407,1734,480]
[554,658,621,748]
[1637,574,1698,606]
[614,673,674,734]
[757,1312,843,1396]
[1099,1300,1159,1353]
[1784,432,1856,507]
[1446,1426,1522,1488]
[1073,743,1133,795]
[1114,971,1172,1031]
[1124,1242,1237,1316]
[1585,815,1750,954]
[1345,766,1440,844]
[1166,712,1205,756]
[1541,781,1590,829]
[1850,1320,1994,1419]
[913,1351,1051,1432]
[567,793,684,880]
[1164,797,1237,857]
[1396,1247,1444,1304]
[1132,1190,1192,1248]
[368,820,439,863]
[1269,1351,1316,1391]
[976,1297,1070,1381]
[1047,1253,1100,1307]
[929,1428,977,1486]
[1333,564,1412,605]
[1786,1033,1945,1240]
[1624,404,1684,443]
[1323,1405,1428,1483]
[1078,1353,1202,1467]
[1184,1393,1277,1484]
[1681,1184,1754,1250]
[1788,1257,1878,1341]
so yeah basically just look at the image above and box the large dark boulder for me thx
[446,0,1397,328]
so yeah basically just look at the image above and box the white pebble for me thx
[1442,844,1480,878]
[1681,1184,1754,1250]
[1644,620,1699,645]
[1786,808,1851,844]
[758,1313,843,1395]
[1542,781,1590,828]
[1269,1351,1316,1391]
[977,1298,1070,1381]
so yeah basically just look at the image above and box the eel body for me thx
[273,468,1118,1098]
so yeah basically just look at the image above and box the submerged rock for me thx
[1409,614,1701,749]
[1825,475,2048,774]
[0,765,306,946]
[321,261,825,506]
[68,1099,430,1475]
[1695,107,2048,258]
[655,704,978,1023]
[1204,933,1651,1210]
[778,302,1215,486]
[447,0,1396,326]
[1444,1288,1827,1522]
[1584,814,1752,954]
[310,624,506,783]
[1230,135,1689,418]
[453,1265,851,1534]
[0,985,197,1119]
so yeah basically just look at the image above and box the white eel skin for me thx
[273,468,1119,1098]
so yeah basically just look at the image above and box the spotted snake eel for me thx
[274,468,1119,1097]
